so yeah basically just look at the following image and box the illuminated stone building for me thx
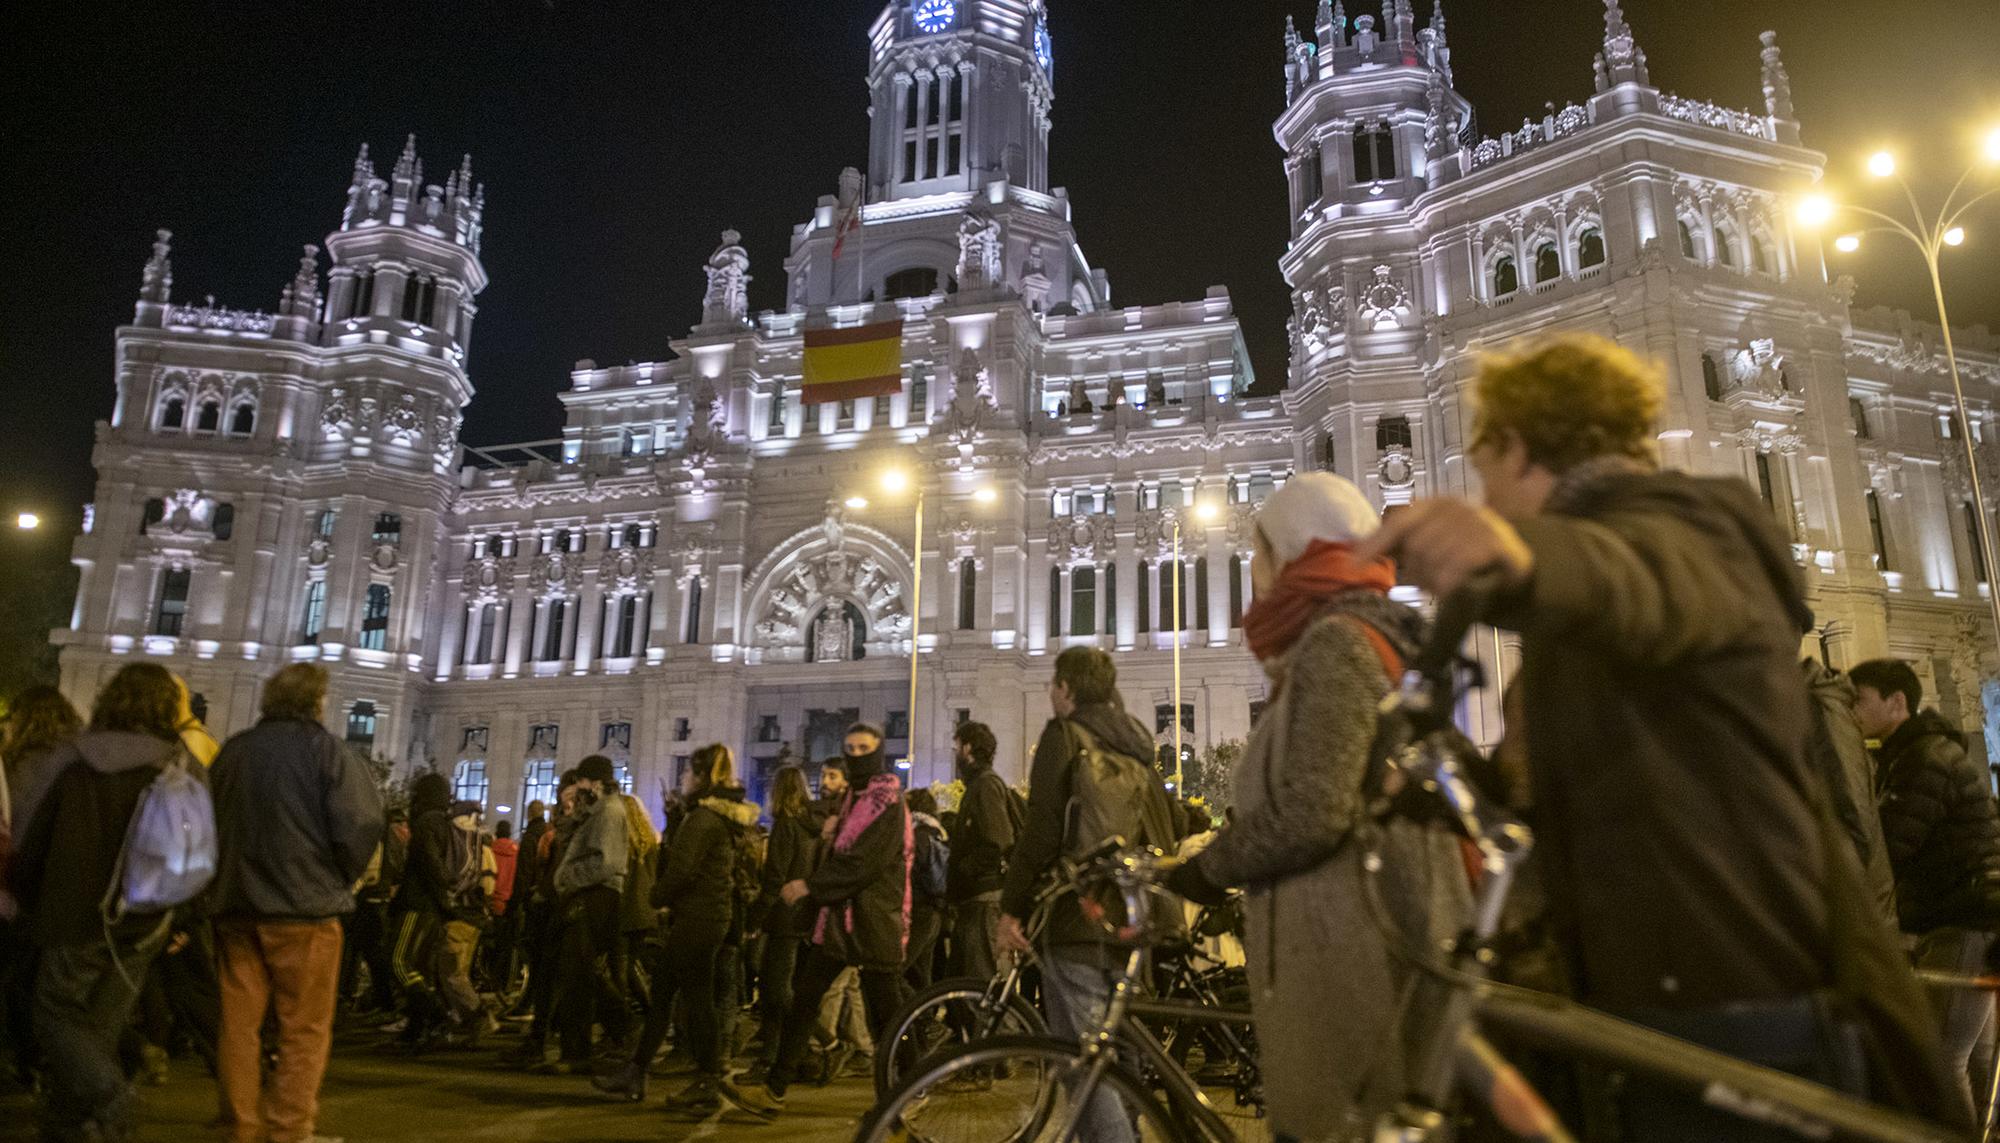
[60,0,2000,815]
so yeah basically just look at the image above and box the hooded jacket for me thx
[208,716,385,922]
[489,836,518,917]
[1001,701,1170,954]
[1493,467,1835,1011]
[9,731,187,947]
[1802,661,1900,931]
[391,774,455,916]
[652,787,759,942]
[554,789,629,901]
[807,763,912,971]
[1874,708,2000,934]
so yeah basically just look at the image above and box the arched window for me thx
[229,403,255,435]
[1578,228,1606,269]
[300,578,326,644]
[1534,242,1561,284]
[1750,235,1774,275]
[197,401,221,432]
[1491,255,1519,297]
[1678,220,1699,260]
[1714,227,1737,267]
[161,397,186,430]
[884,268,939,300]
[1070,566,1097,637]
[957,558,977,631]
[1701,353,1724,402]
[359,584,391,651]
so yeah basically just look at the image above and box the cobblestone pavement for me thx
[0,1032,877,1143]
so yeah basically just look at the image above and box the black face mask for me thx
[844,747,885,784]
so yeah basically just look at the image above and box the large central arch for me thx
[742,516,915,665]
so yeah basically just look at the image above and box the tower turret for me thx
[1760,30,1800,145]
[322,135,488,362]
[866,0,1055,201]
[134,228,173,326]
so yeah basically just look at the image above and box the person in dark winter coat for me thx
[384,772,458,1048]
[747,765,816,1079]
[904,787,948,990]
[726,725,910,1119]
[946,720,1014,984]
[8,664,192,1142]
[1164,473,1471,1141]
[540,755,627,1073]
[997,647,1175,1143]
[1803,660,1900,931]
[595,744,760,1116]
[1851,657,2000,1109]
[209,663,384,1143]
[1358,335,1964,1134]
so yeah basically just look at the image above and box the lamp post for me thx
[1169,498,1220,793]
[1800,129,2000,666]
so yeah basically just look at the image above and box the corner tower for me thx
[865,0,1055,201]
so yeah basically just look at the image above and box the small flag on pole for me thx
[801,319,904,404]
[831,197,862,260]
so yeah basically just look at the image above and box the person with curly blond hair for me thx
[1358,334,1964,1134]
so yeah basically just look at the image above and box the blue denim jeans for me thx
[1039,952,1137,1143]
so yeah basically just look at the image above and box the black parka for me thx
[1874,709,2000,934]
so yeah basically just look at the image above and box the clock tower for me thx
[865,0,1054,202]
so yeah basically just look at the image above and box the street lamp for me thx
[852,468,998,778]
[15,513,39,531]
[1169,497,1221,793]
[1801,128,2000,668]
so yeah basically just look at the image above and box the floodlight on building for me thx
[15,513,39,530]
[1834,234,1862,253]
[844,495,869,510]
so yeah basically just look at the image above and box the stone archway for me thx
[743,506,914,664]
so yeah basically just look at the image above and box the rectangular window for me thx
[1301,144,1323,208]
[314,508,337,539]
[154,568,191,637]
[903,141,918,184]
[371,513,402,547]
[1103,561,1118,638]
[452,758,489,807]
[684,577,703,644]
[301,578,327,645]
[1195,557,1211,630]
[886,710,910,739]
[521,758,558,810]
[1228,554,1244,628]
[769,389,787,433]
[910,370,928,423]
[474,602,498,663]
[1070,566,1097,637]
[541,597,567,661]
[1968,503,1989,585]
[346,701,377,752]
[359,584,391,651]
[1137,559,1151,634]
[757,715,781,743]
[1154,702,1194,735]
[674,717,692,742]
[1867,490,1889,570]
[1377,415,1413,452]
[957,558,977,631]
[1754,452,1777,510]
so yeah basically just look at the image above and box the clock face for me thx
[914,0,956,34]
[1034,19,1052,72]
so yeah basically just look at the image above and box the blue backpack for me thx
[913,822,949,903]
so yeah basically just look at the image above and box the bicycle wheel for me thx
[862,1034,1181,1143]
[878,975,1047,1097]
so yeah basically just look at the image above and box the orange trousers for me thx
[216,919,343,1143]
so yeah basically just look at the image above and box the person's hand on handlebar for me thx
[1157,854,1232,907]
[996,913,1033,958]
[1352,499,1533,601]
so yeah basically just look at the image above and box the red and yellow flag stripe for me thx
[801,319,904,404]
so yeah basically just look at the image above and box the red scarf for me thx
[1241,539,1397,663]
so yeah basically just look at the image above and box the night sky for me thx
[2,0,1996,533]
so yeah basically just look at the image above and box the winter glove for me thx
[1162,857,1232,907]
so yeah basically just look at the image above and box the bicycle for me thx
[861,839,1267,1143]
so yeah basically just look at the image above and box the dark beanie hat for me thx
[410,772,451,816]
[577,754,616,786]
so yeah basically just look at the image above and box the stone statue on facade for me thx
[956,210,1002,290]
[702,230,752,326]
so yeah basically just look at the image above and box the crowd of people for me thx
[2,334,1999,1142]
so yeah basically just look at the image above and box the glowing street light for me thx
[1808,129,2000,677]
[843,495,869,510]
[880,468,910,494]
[15,513,39,530]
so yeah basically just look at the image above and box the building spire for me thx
[1594,0,1650,91]
[1759,30,1794,120]
[140,228,173,304]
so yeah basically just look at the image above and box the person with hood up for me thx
[208,663,384,1143]
[1849,657,2000,1110]
[726,724,911,1120]
[385,771,459,1049]
[594,744,760,1116]
[995,646,1176,1143]
[945,720,1013,984]
[542,754,627,1074]
[1358,335,1965,1135]
[1161,472,1472,1140]
[8,664,197,1142]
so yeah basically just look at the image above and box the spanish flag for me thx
[801,319,904,404]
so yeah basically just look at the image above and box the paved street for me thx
[0,1033,876,1143]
